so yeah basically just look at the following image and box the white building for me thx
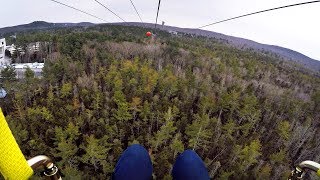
[6,44,16,55]
[0,38,44,79]
[0,38,6,63]
[28,42,40,53]
[0,63,44,79]
[13,63,44,78]
[0,38,12,65]
[12,63,44,79]
[169,30,178,35]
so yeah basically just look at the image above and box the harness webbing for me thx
[0,108,33,179]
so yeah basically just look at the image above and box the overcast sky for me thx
[1,0,319,60]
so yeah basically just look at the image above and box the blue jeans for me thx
[112,144,210,180]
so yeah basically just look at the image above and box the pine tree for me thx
[25,67,35,81]
[1,66,16,83]
[111,75,132,122]
[112,90,132,122]
[81,135,109,171]
[60,82,73,99]
[170,133,184,158]
[239,94,261,124]
[186,113,213,151]
[237,140,262,172]
[277,121,291,141]
[218,90,240,120]
[54,123,80,167]
[151,108,177,150]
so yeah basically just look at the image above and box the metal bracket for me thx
[289,161,320,180]
[27,155,61,180]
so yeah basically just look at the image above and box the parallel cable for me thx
[154,0,162,29]
[93,0,126,22]
[152,0,162,62]
[49,0,108,23]
[129,0,143,23]
[198,0,320,28]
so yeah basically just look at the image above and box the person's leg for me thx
[113,144,153,180]
[172,150,210,180]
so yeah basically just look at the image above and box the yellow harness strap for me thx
[0,108,33,179]
[317,169,320,177]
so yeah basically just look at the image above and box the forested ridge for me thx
[1,25,320,179]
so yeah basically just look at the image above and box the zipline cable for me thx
[154,0,162,29]
[152,0,163,64]
[129,0,143,23]
[93,0,126,22]
[198,0,320,28]
[49,0,109,23]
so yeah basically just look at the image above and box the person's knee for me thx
[180,150,199,161]
[176,150,202,165]
[172,150,210,180]
[113,144,152,180]
[128,144,145,150]
[127,144,149,155]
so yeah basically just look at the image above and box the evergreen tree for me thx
[186,113,213,151]
[1,66,16,83]
[151,108,177,150]
[81,135,108,171]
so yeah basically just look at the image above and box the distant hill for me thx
[0,21,319,72]
[115,22,320,72]
[0,21,94,35]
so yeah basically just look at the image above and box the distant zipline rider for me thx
[146,31,152,37]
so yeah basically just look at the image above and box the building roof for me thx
[12,63,44,69]
[0,63,44,69]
